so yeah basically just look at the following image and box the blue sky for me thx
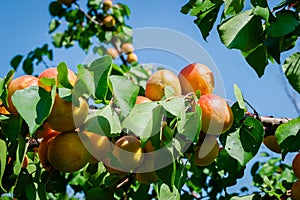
[0,0,299,194]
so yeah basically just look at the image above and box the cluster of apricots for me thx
[138,63,234,167]
[106,42,138,64]
[291,152,300,199]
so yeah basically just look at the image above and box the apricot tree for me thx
[0,0,299,200]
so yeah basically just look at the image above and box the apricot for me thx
[292,152,300,178]
[83,131,112,164]
[126,53,138,64]
[135,141,158,184]
[47,131,92,172]
[178,63,214,95]
[38,67,88,132]
[194,134,219,167]
[263,135,281,154]
[38,131,60,171]
[291,179,300,200]
[198,94,234,135]
[103,157,127,176]
[0,101,10,115]
[135,96,152,104]
[121,43,134,54]
[38,67,77,91]
[106,48,119,59]
[103,15,116,28]
[6,75,39,116]
[113,135,144,171]
[35,122,59,139]
[102,0,113,11]
[145,69,182,101]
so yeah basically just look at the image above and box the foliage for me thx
[0,0,299,199]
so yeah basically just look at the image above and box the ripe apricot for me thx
[38,131,60,171]
[135,96,152,104]
[113,135,144,171]
[106,48,119,59]
[121,43,134,54]
[7,75,39,116]
[35,122,59,139]
[126,53,138,64]
[38,67,88,132]
[135,141,158,184]
[263,135,281,154]
[292,152,300,178]
[145,69,182,101]
[0,101,10,115]
[103,15,116,28]
[178,63,214,95]
[83,131,112,164]
[102,0,113,11]
[198,94,234,134]
[291,179,300,200]
[194,134,219,167]
[47,131,92,172]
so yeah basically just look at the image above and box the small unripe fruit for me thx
[198,94,234,134]
[113,135,144,171]
[145,69,182,101]
[102,0,113,11]
[135,96,152,104]
[178,63,214,95]
[126,53,138,64]
[47,131,92,172]
[121,43,134,54]
[194,134,219,167]
[263,135,281,154]
[292,153,300,178]
[291,179,300,200]
[106,48,119,59]
[103,15,116,28]
[7,75,39,116]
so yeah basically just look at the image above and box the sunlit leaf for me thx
[282,52,300,94]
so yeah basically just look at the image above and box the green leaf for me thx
[180,0,197,14]
[84,105,122,137]
[0,70,14,107]
[22,58,33,75]
[86,187,112,200]
[275,117,300,153]
[10,55,23,70]
[177,105,201,143]
[159,97,185,117]
[57,62,74,89]
[218,10,263,52]
[155,146,176,192]
[266,10,299,38]
[77,65,95,98]
[88,56,112,101]
[224,0,245,15]
[25,181,37,200]
[233,84,246,109]
[122,102,164,141]
[231,102,246,123]
[158,184,180,200]
[13,135,28,176]
[110,75,139,117]
[224,117,264,165]
[0,139,7,192]
[49,19,61,33]
[12,86,56,135]
[193,0,223,40]
[242,44,268,77]
[52,33,64,48]
[252,6,269,21]
[282,52,300,94]
[49,1,65,17]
